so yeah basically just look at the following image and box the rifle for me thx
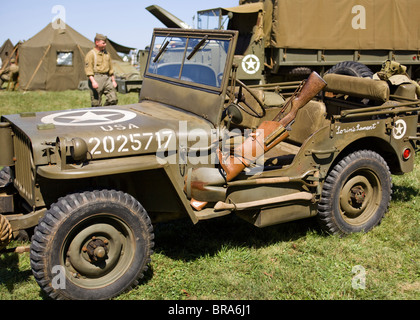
[190,71,327,210]
[218,71,327,181]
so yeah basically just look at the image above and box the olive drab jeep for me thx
[0,28,419,300]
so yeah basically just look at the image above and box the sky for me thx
[0,0,239,51]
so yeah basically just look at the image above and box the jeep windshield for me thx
[147,31,231,89]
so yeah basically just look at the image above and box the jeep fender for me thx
[37,155,200,224]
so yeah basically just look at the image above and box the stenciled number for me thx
[88,132,173,155]
[117,135,129,153]
[90,137,101,155]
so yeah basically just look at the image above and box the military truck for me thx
[149,0,420,85]
[0,28,419,300]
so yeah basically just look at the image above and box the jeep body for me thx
[0,28,418,300]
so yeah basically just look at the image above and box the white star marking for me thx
[394,123,404,135]
[41,109,137,126]
[58,111,120,123]
[241,54,260,75]
[392,119,407,140]
[245,58,257,70]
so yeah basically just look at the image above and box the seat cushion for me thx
[324,73,389,102]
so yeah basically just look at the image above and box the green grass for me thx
[0,89,139,115]
[0,90,419,300]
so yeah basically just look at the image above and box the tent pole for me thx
[0,45,19,73]
[76,44,86,59]
[24,44,51,92]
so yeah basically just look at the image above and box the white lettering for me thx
[335,122,378,135]
[352,5,366,30]
[213,304,251,316]
[89,137,101,155]
[352,265,366,289]
[52,265,66,289]
[129,133,142,151]
[117,135,129,152]
[100,123,140,132]
[85,122,266,171]
[51,5,66,30]
[168,304,202,317]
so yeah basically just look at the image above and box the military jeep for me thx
[0,28,419,300]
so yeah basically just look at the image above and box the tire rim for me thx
[62,214,135,289]
[339,168,382,226]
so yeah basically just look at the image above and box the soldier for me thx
[85,33,118,107]
[0,58,19,89]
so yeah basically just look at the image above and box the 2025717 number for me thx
[88,131,173,155]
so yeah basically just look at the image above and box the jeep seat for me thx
[275,98,328,146]
[323,73,390,102]
[287,100,328,145]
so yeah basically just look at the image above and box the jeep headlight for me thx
[70,137,88,162]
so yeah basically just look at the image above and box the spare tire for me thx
[326,61,373,78]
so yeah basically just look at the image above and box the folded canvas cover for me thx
[238,0,420,50]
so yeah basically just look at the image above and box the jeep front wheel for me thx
[317,150,392,236]
[30,190,154,300]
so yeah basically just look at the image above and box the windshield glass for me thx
[197,8,229,30]
[147,34,230,88]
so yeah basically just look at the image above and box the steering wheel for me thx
[232,79,266,118]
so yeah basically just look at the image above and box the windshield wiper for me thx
[153,40,170,63]
[187,35,208,60]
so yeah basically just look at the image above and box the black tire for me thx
[290,67,312,75]
[317,150,392,236]
[325,61,373,78]
[30,190,154,300]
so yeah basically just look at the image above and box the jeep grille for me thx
[13,129,35,205]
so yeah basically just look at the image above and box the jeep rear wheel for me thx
[30,190,154,300]
[317,150,392,236]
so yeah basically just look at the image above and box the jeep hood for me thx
[2,101,214,165]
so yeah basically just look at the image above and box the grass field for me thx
[0,90,419,300]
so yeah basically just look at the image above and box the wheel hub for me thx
[340,175,372,216]
[66,223,123,278]
[350,186,366,206]
[339,170,382,226]
[83,237,109,262]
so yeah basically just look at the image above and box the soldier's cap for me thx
[94,33,107,42]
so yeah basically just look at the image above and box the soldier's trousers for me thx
[0,74,10,87]
[89,74,118,107]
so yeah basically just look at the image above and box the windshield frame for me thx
[145,28,237,93]
[197,8,229,30]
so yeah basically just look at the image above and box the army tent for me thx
[19,20,129,91]
[19,20,96,91]
[107,38,135,55]
[105,39,140,80]
[0,39,17,69]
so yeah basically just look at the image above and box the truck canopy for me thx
[239,0,420,50]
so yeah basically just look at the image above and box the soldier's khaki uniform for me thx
[0,60,19,88]
[85,46,118,107]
